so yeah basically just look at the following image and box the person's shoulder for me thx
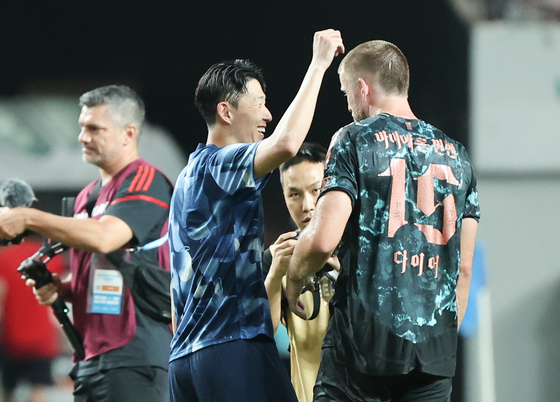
[218,142,257,155]
[116,159,173,197]
[134,159,172,180]
[425,123,469,152]
[341,114,390,139]
[203,142,259,172]
[329,122,362,147]
[191,142,252,162]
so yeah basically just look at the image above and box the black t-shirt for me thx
[321,114,480,377]
[71,160,173,377]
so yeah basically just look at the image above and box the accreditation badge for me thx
[88,254,124,315]
[90,269,124,314]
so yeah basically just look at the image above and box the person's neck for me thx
[370,96,417,120]
[206,125,241,148]
[98,153,139,185]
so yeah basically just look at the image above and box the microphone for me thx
[0,178,36,208]
[0,178,37,246]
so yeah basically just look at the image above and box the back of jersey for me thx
[321,113,480,376]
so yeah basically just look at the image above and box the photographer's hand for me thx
[26,273,62,306]
[264,231,298,333]
[268,231,298,280]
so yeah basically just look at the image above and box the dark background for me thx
[0,0,469,239]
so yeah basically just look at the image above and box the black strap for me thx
[84,181,102,217]
[307,266,337,321]
[308,285,322,320]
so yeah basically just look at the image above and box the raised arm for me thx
[456,217,478,329]
[253,30,344,177]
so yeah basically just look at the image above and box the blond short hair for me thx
[338,40,409,96]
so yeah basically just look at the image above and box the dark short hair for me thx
[194,59,266,127]
[279,142,326,184]
[79,85,145,131]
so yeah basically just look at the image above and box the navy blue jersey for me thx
[169,142,273,362]
[321,113,480,376]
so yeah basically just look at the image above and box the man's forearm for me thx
[456,270,472,329]
[456,218,478,329]
[253,30,343,177]
[272,64,328,149]
[288,246,329,282]
[22,208,132,254]
[254,65,330,177]
[270,29,342,150]
[264,272,284,334]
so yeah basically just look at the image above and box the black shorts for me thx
[1,357,54,392]
[314,347,452,402]
[73,366,168,402]
[169,336,298,402]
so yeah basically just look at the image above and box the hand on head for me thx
[310,29,345,71]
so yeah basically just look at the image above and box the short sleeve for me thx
[320,128,359,205]
[207,142,269,195]
[463,165,481,221]
[105,167,173,245]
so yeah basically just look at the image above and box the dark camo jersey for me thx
[321,113,480,377]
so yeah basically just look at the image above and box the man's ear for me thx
[358,78,370,100]
[123,124,138,145]
[216,102,232,125]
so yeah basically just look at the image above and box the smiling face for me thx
[229,79,273,143]
[281,160,325,230]
[77,105,126,168]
